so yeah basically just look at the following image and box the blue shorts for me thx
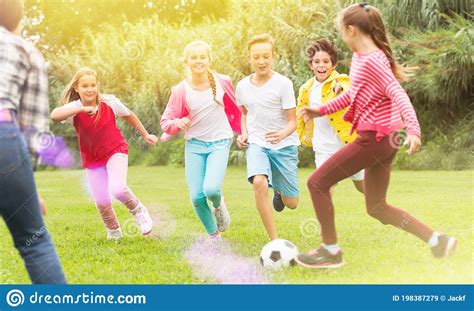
[246,143,299,197]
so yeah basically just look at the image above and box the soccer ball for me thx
[259,239,298,269]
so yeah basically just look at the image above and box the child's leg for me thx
[252,175,277,240]
[307,136,374,245]
[352,180,365,193]
[106,153,139,210]
[270,146,299,209]
[246,144,277,239]
[203,140,231,208]
[86,166,119,230]
[363,142,433,242]
[351,169,365,194]
[185,140,217,234]
[0,132,66,283]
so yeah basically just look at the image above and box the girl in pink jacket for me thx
[160,41,241,240]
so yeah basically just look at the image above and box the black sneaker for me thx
[296,245,344,268]
[431,234,457,258]
[272,191,285,212]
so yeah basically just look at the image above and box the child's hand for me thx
[297,106,320,122]
[143,134,158,145]
[177,117,191,130]
[82,106,97,115]
[265,131,285,144]
[38,195,46,216]
[236,133,249,148]
[333,79,343,93]
[404,135,421,155]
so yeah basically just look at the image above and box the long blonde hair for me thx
[338,3,406,82]
[60,67,103,123]
[183,40,222,106]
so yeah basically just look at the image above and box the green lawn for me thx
[1,166,472,284]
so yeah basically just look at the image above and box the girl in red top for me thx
[296,3,457,268]
[51,67,157,240]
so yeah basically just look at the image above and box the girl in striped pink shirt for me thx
[296,3,456,268]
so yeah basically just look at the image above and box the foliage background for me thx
[24,0,473,170]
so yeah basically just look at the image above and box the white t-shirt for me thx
[62,94,130,124]
[236,72,300,150]
[310,78,344,154]
[184,79,233,142]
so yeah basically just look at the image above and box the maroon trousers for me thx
[307,131,433,245]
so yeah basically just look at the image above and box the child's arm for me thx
[121,111,158,145]
[50,104,95,122]
[319,91,351,116]
[265,108,297,144]
[236,106,249,148]
[386,81,421,138]
[385,81,422,155]
[160,88,188,136]
[295,85,307,140]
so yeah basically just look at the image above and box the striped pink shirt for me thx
[320,50,421,140]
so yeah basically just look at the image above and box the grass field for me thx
[0,166,472,284]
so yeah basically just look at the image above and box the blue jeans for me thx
[185,138,231,234]
[0,122,66,284]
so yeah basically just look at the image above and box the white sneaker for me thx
[107,227,123,240]
[213,196,230,232]
[132,203,153,235]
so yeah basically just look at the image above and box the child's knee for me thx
[283,196,298,209]
[110,185,130,201]
[203,186,221,201]
[366,202,389,224]
[190,193,206,208]
[252,175,268,192]
[307,173,330,193]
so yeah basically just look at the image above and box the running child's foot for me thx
[213,196,230,232]
[107,227,123,240]
[431,234,457,258]
[296,244,344,268]
[272,191,285,212]
[131,203,153,235]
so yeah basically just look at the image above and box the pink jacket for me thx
[160,74,242,142]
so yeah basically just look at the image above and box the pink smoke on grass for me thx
[185,236,269,284]
[146,204,176,240]
[38,136,76,168]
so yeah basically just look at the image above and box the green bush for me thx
[43,0,472,170]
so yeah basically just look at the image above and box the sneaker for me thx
[132,203,153,235]
[213,196,230,232]
[431,234,457,258]
[272,191,285,212]
[107,227,123,240]
[296,245,344,268]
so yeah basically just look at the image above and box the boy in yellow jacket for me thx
[296,38,364,194]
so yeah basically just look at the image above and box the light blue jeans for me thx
[185,138,231,234]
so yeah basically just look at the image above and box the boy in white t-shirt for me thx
[236,34,300,241]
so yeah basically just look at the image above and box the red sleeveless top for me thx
[73,102,128,168]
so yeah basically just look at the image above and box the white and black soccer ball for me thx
[259,239,298,269]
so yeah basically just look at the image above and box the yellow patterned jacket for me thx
[296,70,357,147]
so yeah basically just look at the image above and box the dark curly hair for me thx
[306,38,338,66]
